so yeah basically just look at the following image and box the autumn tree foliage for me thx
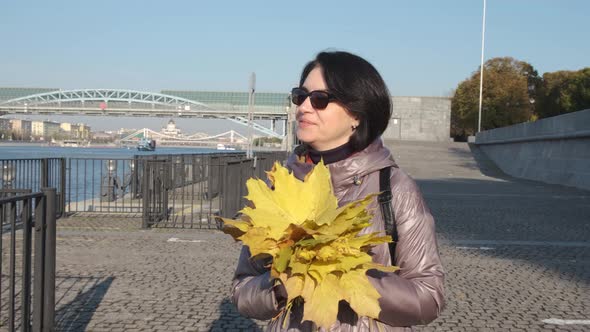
[451,56,589,139]
[451,57,539,138]
[536,68,590,118]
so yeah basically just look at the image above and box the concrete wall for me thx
[382,96,451,142]
[475,109,590,191]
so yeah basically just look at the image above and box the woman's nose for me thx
[297,96,314,114]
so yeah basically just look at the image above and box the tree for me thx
[451,57,540,138]
[253,136,282,147]
[536,68,590,118]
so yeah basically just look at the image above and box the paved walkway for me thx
[391,141,590,332]
[10,141,590,331]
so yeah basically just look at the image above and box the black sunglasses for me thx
[291,87,337,110]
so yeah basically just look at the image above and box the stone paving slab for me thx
[57,214,143,230]
[52,221,265,332]
[48,210,588,332]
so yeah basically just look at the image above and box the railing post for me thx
[132,156,139,198]
[41,158,49,188]
[9,201,17,332]
[162,160,170,222]
[0,203,3,329]
[67,158,72,215]
[221,160,227,217]
[33,194,46,332]
[42,188,56,332]
[142,161,150,229]
[59,158,66,217]
[21,197,33,332]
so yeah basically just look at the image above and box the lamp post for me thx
[129,159,137,197]
[121,159,138,198]
[247,73,255,158]
[477,0,487,133]
[101,160,118,202]
[173,155,184,187]
[2,163,16,188]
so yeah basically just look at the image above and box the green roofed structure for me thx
[161,90,291,115]
[0,87,58,101]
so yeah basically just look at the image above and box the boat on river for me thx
[137,138,156,151]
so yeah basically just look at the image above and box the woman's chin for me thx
[296,131,316,144]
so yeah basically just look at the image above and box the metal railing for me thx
[221,159,255,220]
[0,158,66,217]
[1,188,57,331]
[67,158,141,214]
[219,153,284,220]
[140,153,246,229]
[142,151,286,229]
[2,150,287,229]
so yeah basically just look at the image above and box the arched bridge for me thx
[0,89,290,137]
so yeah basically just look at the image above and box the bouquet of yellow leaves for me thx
[220,161,398,329]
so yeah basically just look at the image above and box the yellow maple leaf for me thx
[221,219,251,239]
[316,245,339,262]
[339,269,382,318]
[300,163,339,224]
[239,227,277,257]
[266,162,337,225]
[303,273,343,329]
[289,257,310,276]
[221,161,398,329]
[301,273,316,300]
[281,274,303,303]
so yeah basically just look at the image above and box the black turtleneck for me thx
[306,142,354,165]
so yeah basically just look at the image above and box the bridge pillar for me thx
[271,120,276,133]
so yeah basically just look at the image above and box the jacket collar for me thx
[287,138,398,190]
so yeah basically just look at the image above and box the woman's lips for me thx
[298,119,315,128]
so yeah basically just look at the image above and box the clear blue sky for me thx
[1,0,588,133]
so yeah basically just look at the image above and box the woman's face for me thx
[296,66,359,151]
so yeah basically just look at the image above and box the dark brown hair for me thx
[299,51,392,152]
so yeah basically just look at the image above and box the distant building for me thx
[60,122,73,133]
[31,120,61,139]
[91,131,116,142]
[44,121,61,138]
[9,119,32,138]
[31,120,44,137]
[161,119,182,137]
[0,118,10,131]
[60,122,90,139]
[383,97,451,142]
[76,124,91,140]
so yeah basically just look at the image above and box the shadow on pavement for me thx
[447,143,510,179]
[209,298,263,331]
[415,175,590,284]
[55,276,115,332]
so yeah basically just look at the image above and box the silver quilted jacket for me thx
[230,139,445,331]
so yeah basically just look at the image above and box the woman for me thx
[231,51,445,331]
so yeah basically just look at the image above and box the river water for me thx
[0,144,227,159]
[0,144,241,204]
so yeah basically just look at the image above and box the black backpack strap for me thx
[378,167,398,264]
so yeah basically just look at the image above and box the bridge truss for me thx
[120,128,248,144]
[0,89,289,137]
